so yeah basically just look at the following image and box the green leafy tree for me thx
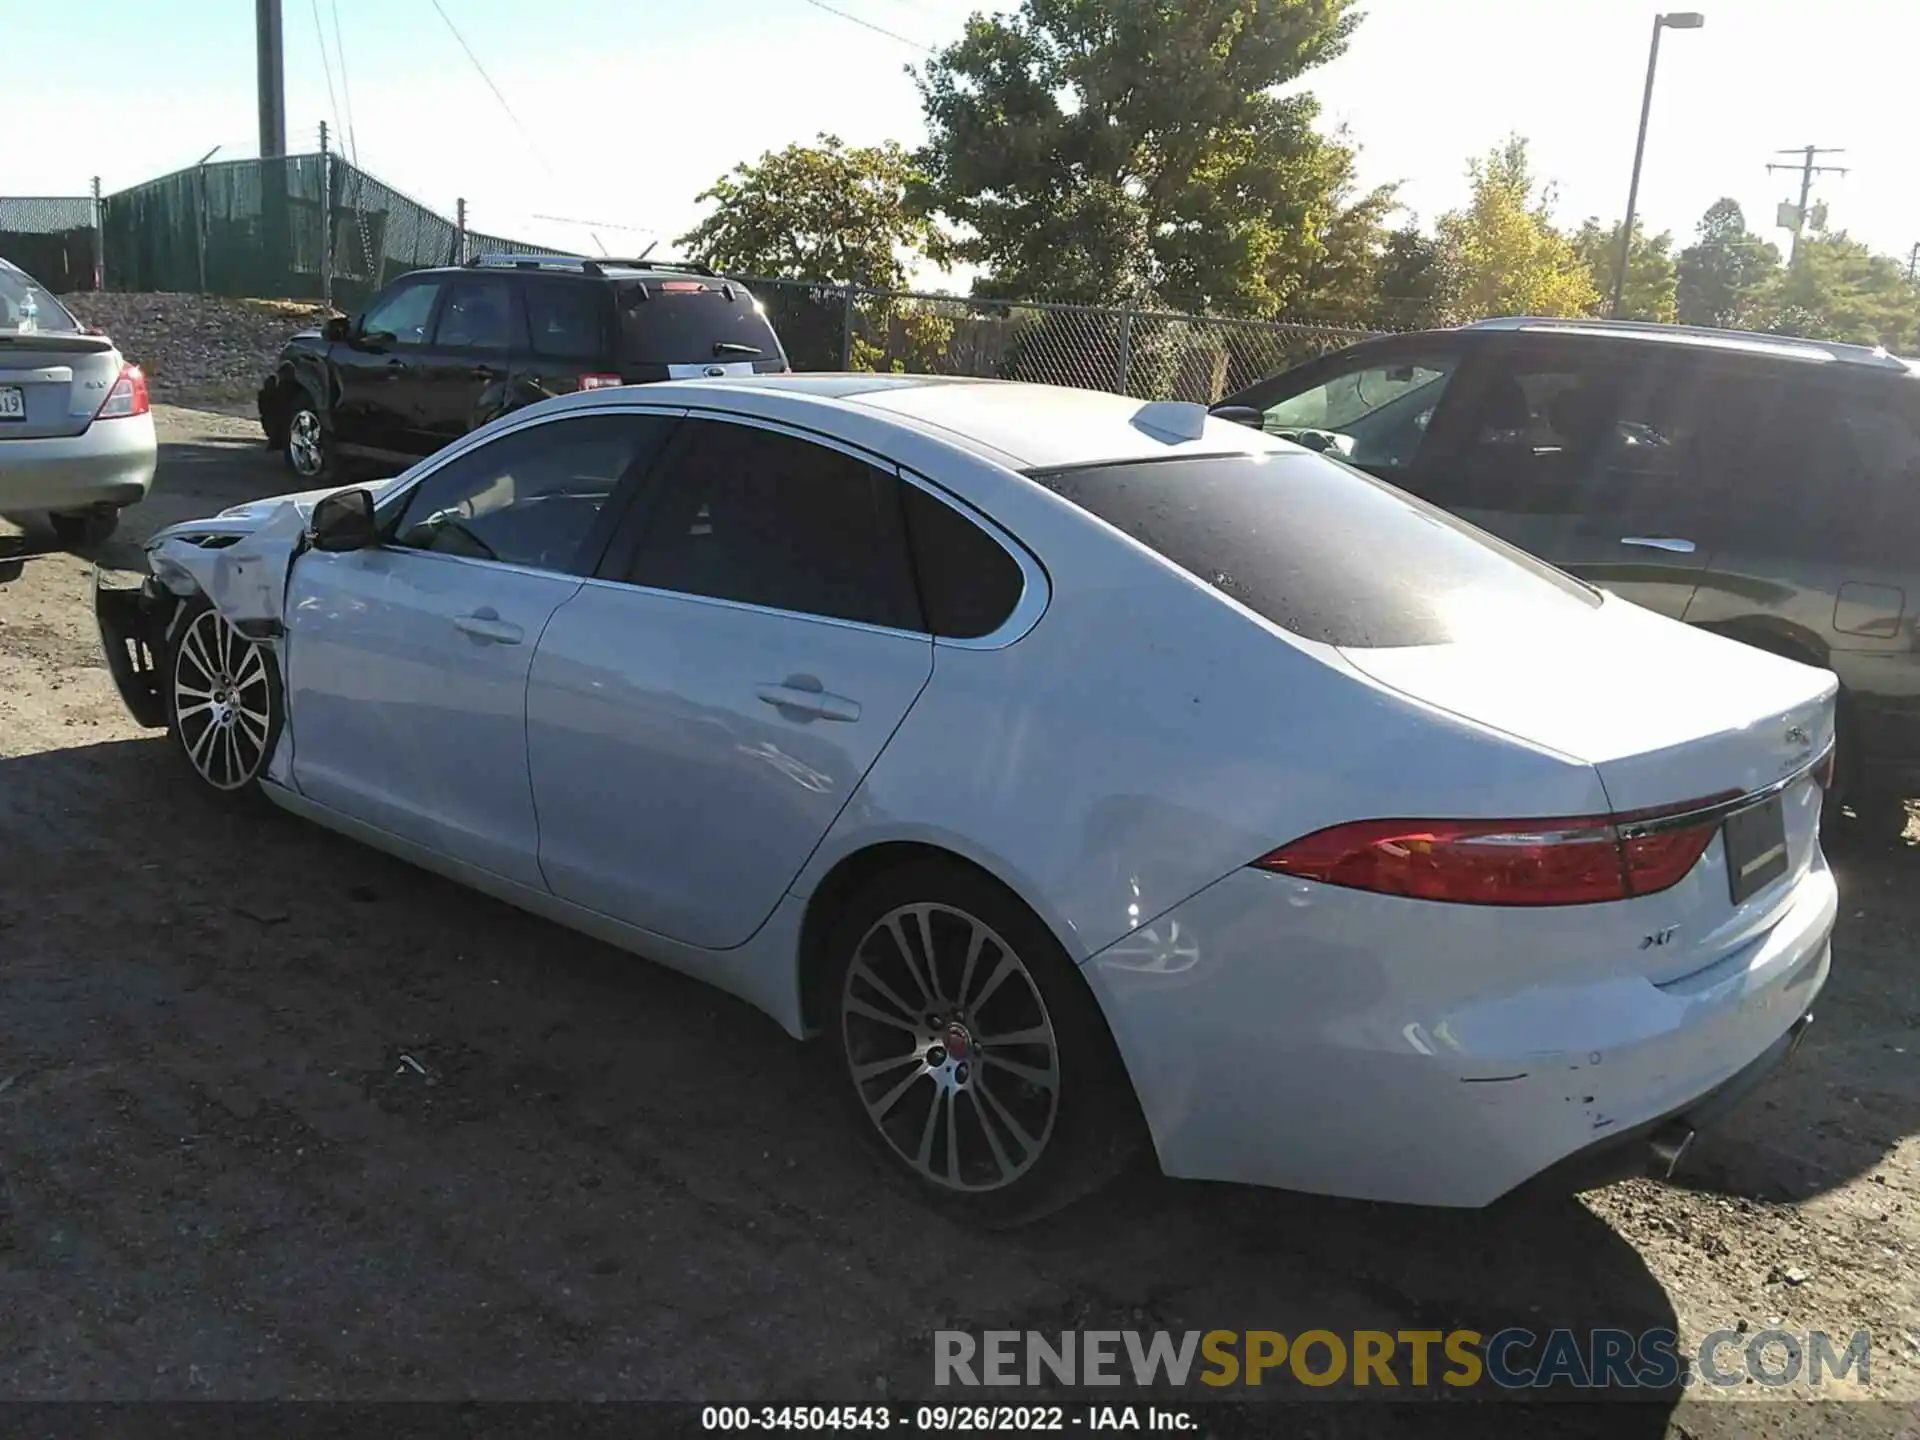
[914,0,1364,316]
[678,134,952,372]
[1434,136,1598,320]
[1572,218,1677,323]
[1291,179,1402,323]
[1673,199,1780,328]
[678,134,943,289]
[1369,222,1461,329]
[1749,232,1920,350]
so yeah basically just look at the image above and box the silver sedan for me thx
[0,256,155,547]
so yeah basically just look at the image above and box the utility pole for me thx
[318,121,333,310]
[1765,145,1847,264]
[1908,242,1918,284]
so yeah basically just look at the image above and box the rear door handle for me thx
[453,609,523,644]
[471,365,499,381]
[756,682,861,723]
[1620,536,1696,554]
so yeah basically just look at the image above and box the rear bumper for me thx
[1082,860,1836,1207]
[0,413,157,512]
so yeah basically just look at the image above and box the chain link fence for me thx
[0,195,99,292]
[748,277,1380,402]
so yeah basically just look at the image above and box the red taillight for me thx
[1253,796,1734,907]
[579,373,624,390]
[94,364,149,420]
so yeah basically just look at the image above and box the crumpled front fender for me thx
[147,499,311,635]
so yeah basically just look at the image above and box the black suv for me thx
[1215,317,1920,832]
[259,254,788,481]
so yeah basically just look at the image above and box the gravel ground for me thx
[0,409,1916,1432]
[57,293,327,409]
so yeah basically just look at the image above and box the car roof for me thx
[539,375,1289,470]
[1458,315,1914,372]
[417,254,737,286]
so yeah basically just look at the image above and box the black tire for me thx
[163,597,285,806]
[48,505,119,550]
[819,858,1142,1228]
[282,385,334,482]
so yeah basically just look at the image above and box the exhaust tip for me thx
[1649,1123,1695,1180]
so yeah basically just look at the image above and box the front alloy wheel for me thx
[841,903,1062,1193]
[171,605,276,793]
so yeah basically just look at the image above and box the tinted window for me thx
[902,484,1025,639]
[627,420,919,630]
[434,278,514,352]
[522,279,608,360]
[1427,346,1737,516]
[1721,373,1920,559]
[391,413,674,572]
[616,281,786,367]
[1261,354,1459,472]
[1031,451,1599,648]
[361,281,441,346]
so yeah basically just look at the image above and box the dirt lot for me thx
[1,409,1916,1431]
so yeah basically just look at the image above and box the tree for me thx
[1571,219,1677,323]
[1673,199,1779,328]
[1433,137,1598,320]
[914,0,1363,316]
[1369,222,1461,329]
[677,134,942,289]
[1748,232,1920,350]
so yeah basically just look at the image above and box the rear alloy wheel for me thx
[823,861,1139,1227]
[284,398,330,481]
[166,601,283,800]
[48,505,119,550]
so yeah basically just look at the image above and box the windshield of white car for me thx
[0,266,81,334]
[1028,449,1601,648]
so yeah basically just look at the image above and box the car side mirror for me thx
[322,315,352,343]
[1209,405,1265,429]
[309,488,379,552]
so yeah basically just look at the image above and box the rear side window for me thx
[1031,452,1600,648]
[901,485,1026,639]
[626,419,920,630]
[521,280,609,361]
[616,281,785,366]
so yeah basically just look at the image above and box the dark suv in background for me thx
[1216,317,1920,834]
[259,254,788,482]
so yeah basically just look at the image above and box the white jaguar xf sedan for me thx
[96,375,1836,1226]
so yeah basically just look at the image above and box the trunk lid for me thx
[1339,596,1836,814]
[0,333,122,440]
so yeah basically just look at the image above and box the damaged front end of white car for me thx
[93,486,366,757]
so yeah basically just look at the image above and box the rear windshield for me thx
[1030,451,1600,648]
[615,281,785,366]
[0,266,80,334]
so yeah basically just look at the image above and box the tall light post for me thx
[1611,11,1704,317]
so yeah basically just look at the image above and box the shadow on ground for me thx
[0,737,1684,1422]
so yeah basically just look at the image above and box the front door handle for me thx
[756,680,861,723]
[453,608,523,644]
[470,365,498,381]
[1620,536,1696,554]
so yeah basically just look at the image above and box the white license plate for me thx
[0,385,23,420]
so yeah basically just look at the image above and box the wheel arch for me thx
[1689,615,1832,671]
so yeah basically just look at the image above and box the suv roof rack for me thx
[460,253,723,279]
[1460,315,1911,371]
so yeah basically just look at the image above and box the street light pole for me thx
[1611,11,1703,318]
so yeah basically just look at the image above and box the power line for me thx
[330,0,360,167]
[307,0,343,145]
[427,0,546,160]
[798,0,934,52]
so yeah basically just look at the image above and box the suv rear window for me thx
[615,281,785,366]
[1031,451,1600,648]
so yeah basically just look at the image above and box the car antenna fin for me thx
[1130,400,1211,444]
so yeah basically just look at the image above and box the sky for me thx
[6,0,1918,291]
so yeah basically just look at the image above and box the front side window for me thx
[625,420,920,630]
[1261,355,1459,471]
[389,413,675,572]
[360,281,442,347]
[433,278,513,352]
